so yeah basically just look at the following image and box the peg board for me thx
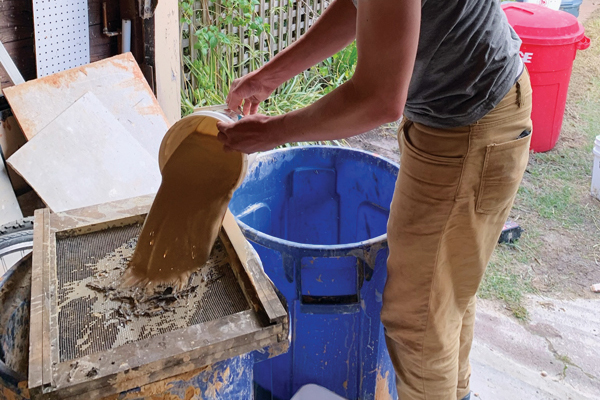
[33,0,90,77]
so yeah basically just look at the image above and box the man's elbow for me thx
[369,98,404,124]
[350,78,405,124]
[380,104,403,123]
[370,86,405,123]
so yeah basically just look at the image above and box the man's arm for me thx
[227,0,358,114]
[218,0,421,152]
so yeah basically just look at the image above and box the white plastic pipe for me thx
[122,19,132,53]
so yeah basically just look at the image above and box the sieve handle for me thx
[299,258,364,314]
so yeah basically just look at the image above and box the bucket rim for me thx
[232,145,399,256]
[246,144,400,172]
[236,219,389,256]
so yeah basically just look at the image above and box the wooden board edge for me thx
[28,209,46,389]
[222,210,287,324]
[50,310,281,398]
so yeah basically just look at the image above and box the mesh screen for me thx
[56,224,250,362]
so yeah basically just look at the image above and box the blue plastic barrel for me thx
[560,0,583,17]
[0,255,253,400]
[0,255,30,400]
[230,146,399,400]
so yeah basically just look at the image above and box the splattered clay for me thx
[56,231,250,362]
[121,132,243,291]
[85,236,211,320]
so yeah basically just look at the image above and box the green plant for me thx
[179,0,358,147]
[180,0,269,113]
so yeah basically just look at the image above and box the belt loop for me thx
[516,80,522,108]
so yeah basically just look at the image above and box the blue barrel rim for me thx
[233,145,399,258]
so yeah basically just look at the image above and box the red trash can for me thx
[502,3,590,152]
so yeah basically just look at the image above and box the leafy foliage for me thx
[179,0,357,130]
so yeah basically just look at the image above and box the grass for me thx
[479,243,537,320]
[478,12,600,318]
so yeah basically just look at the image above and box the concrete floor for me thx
[578,0,599,22]
[471,298,600,399]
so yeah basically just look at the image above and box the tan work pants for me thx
[382,70,533,400]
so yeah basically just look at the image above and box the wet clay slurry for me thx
[122,132,244,290]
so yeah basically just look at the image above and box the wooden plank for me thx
[0,111,28,194]
[0,0,34,44]
[154,0,181,126]
[40,209,51,389]
[52,313,281,399]
[87,0,120,26]
[7,92,161,213]
[88,23,119,62]
[0,109,26,159]
[47,214,60,390]
[0,1,118,51]
[28,210,46,391]
[3,53,168,157]
[222,210,288,325]
[41,209,52,388]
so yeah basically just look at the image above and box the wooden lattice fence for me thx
[180,0,330,89]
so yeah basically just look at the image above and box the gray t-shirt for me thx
[352,0,522,128]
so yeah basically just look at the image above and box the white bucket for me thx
[592,135,600,201]
[522,0,561,11]
[291,384,348,400]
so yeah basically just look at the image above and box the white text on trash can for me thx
[519,51,533,64]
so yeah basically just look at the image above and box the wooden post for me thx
[154,0,181,125]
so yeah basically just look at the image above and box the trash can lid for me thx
[502,3,585,45]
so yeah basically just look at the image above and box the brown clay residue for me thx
[0,386,27,400]
[122,132,243,291]
[4,54,137,96]
[136,102,169,121]
[85,237,207,320]
[202,366,231,399]
[28,54,135,90]
[375,370,393,400]
[171,366,211,382]
[100,365,226,400]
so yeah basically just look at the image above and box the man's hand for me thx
[226,71,278,116]
[216,114,285,153]
[224,0,357,116]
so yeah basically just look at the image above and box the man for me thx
[217,0,532,398]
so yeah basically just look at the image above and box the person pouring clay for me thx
[216,0,532,399]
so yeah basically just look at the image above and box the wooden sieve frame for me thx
[29,195,288,399]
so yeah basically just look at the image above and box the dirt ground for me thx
[508,8,600,300]
[346,124,400,163]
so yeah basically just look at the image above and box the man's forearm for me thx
[273,0,420,145]
[277,79,400,144]
[258,0,357,88]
